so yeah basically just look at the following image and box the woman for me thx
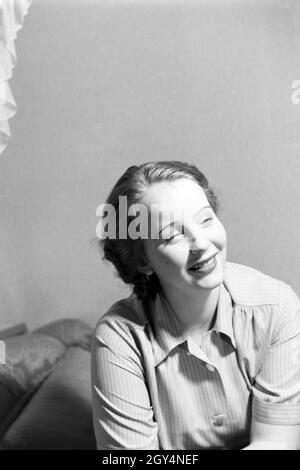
[91,161,300,450]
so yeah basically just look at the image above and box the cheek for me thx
[154,245,188,273]
[157,249,182,269]
[144,241,174,272]
[214,220,227,248]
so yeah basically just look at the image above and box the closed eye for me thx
[164,231,184,243]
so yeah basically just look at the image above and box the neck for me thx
[159,283,221,335]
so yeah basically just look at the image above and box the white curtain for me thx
[0,0,32,155]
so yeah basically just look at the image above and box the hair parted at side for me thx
[100,161,219,307]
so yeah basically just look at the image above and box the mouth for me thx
[188,253,218,272]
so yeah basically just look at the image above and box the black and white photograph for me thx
[0,0,300,454]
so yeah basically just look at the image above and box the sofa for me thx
[0,319,96,450]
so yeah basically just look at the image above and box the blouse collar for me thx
[150,282,236,367]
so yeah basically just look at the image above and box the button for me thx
[212,414,226,427]
[205,364,215,372]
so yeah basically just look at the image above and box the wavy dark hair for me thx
[100,161,219,319]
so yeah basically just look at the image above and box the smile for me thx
[188,253,218,273]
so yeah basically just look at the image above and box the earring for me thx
[190,249,201,255]
[145,271,153,281]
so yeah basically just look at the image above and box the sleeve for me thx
[252,284,300,425]
[91,316,159,450]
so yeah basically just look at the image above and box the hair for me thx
[100,161,219,319]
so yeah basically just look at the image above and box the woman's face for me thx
[141,178,227,294]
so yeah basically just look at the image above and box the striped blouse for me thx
[91,261,300,450]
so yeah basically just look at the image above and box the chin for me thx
[193,267,224,291]
[196,277,223,290]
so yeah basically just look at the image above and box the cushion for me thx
[0,332,66,439]
[0,347,96,449]
[34,318,92,351]
[0,323,28,340]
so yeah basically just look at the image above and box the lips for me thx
[188,253,218,271]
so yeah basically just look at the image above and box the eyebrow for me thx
[158,205,212,235]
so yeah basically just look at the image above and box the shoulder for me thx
[92,293,148,352]
[91,296,152,385]
[224,261,299,309]
[225,261,300,341]
[226,262,300,373]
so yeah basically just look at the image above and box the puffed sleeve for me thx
[91,315,159,450]
[252,284,300,425]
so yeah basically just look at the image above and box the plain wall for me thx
[0,0,299,330]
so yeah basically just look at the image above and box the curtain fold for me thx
[0,0,32,155]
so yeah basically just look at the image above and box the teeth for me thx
[190,256,215,271]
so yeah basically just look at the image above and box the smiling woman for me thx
[91,161,300,450]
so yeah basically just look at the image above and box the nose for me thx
[188,229,210,253]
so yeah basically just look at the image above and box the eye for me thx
[165,233,182,244]
[164,229,184,243]
[194,207,215,226]
[198,212,215,226]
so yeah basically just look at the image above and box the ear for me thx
[138,256,154,276]
[139,266,154,276]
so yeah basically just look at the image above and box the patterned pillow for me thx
[0,347,96,450]
[0,332,66,439]
[34,318,92,351]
